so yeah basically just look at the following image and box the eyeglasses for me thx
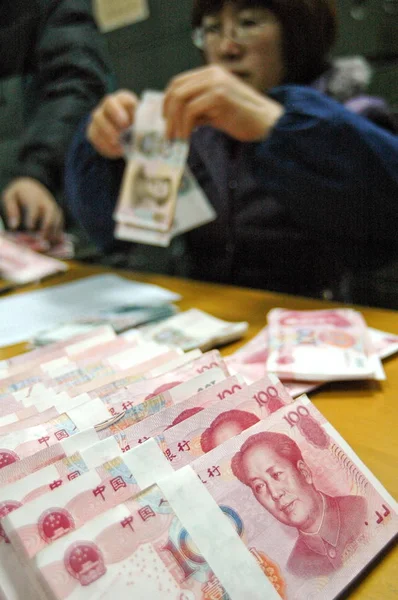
[192,17,272,50]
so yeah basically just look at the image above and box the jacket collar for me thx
[297,493,341,556]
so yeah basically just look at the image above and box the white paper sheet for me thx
[0,274,180,347]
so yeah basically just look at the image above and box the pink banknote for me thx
[0,404,38,425]
[33,496,214,599]
[0,340,169,402]
[48,342,173,394]
[368,327,398,360]
[68,348,180,396]
[0,368,53,399]
[0,392,90,434]
[76,349,204,401]
[189,395,398,599]
[0,393,69,423]
[33,482,274,600]
[148,375,294,470]
[42,336,141,373]
[0,439,121,600]
[226,325,324,396]
[266,309,378,381]
[228,324,269,364]
[120,375,245,449]
[104,365,226,416]
[0,399,109,470]
[4,451,145,561]
[0,406,67,435]
[0,235,67,284]
[6,368,227,470]
[93,367,227,441]
[145,348,202,378]
[0,326,116,381]
[99,376,294,475]
[94,350,230,414]
[226,356,321,397]
[0,419,103,486]
[227,322,398,394]
[3,230,75,259]
[0,368,225,485]
[0,394,38,418]
[0,452,91,544]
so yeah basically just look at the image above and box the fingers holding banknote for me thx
[163,65,284,142]
[87,90,138,159]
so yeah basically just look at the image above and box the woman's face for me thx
[202,3,286,92]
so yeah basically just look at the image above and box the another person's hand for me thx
[2,177,64,239]
[87,90,138,159]
[164,65,284,141]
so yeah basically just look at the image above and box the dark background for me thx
[103,0,398,109]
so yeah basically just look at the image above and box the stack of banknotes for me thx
[2,232,75,260]
[226,308,398,395]
[0,307,397,599]
[0,236,67,286]
[113,91,216,247]
[32,308,248,350]
[33,304,180,343]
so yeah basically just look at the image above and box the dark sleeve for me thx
[259,86,398,245]
[64,115,125,251]
[16,0,111,195]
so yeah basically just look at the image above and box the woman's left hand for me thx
[163,65,284,141]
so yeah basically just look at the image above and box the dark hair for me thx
[231,431,303,485]
[191,0,337,84]
[200,409,260,453]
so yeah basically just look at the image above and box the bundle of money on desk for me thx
[226,308,398,394]
[113,91,216,247]
[0,307,396,599]
[2,231,75,260]
[0,235,67,286]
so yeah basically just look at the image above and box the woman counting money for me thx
[66,0,398,303]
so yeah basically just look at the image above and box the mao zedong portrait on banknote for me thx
[231,431,367,579]
[200,409,260,452]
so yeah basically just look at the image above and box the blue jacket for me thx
[65,85,398,300]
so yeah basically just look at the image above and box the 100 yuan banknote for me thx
[120,375,245,449]
[125,375,294,471]
[0,235,67,284]
[32,480,275,600]
[0,326,115,379]
[0,439,121,600]
[0,399,109,471]
[93,367,227,440]
[189,394,398,599]
[266,309,379,381]
[3,449,149,562]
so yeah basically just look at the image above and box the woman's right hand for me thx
[87,90,138,159]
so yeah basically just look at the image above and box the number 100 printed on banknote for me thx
[190,395,398,599]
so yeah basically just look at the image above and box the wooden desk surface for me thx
[1,263,397,599]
